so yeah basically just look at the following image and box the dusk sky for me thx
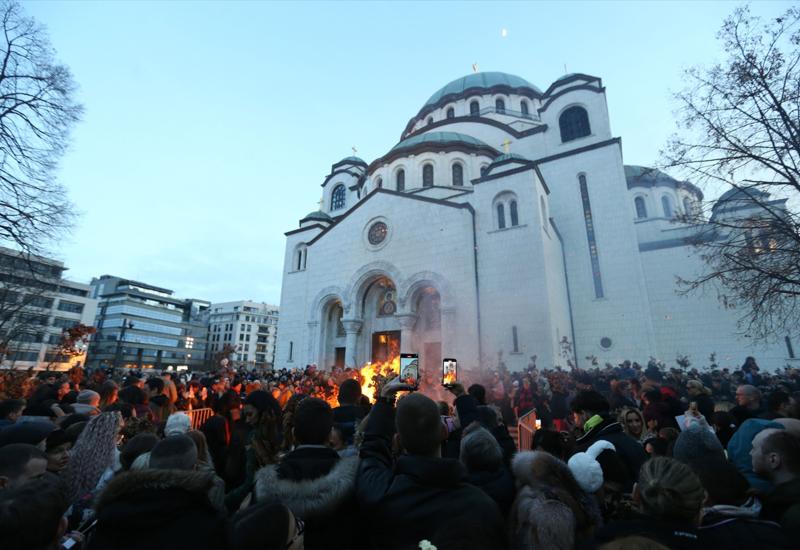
[26,0,790,304]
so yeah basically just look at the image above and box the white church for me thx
[274,71,795,375]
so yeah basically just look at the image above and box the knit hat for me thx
[673,425,725,464]
[77,389,100,405]
[164,412,191,436]
[567,440,615,493]
[0,420,55,448]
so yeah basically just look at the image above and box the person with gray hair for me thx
[460,426,515,516]
[731,385,764,426]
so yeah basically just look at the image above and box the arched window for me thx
[521,100,530,117]
[635,197,647,219]
[296,249,303,271]
[480,164,489,177]
[446,107,455,119]
[497,203,506,229]
[375,177,383,189]
[683,196,692,216]
[661,195,673,218]
[452,163,464,186]
[559,106,591,142]
[396,169,405,191]
[510,200,519,226]
[470,100,480,116]
[495,98,506,114]
[422,164,434,187]
[426,116,433,125]
[331,184,346,210]
[294,244,307,271]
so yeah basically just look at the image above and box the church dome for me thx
[331,156,367,171]
[423,72,543,108]
[300,210,332,223]
[390,131,491,154]
[490,152,530,165]
[625,165,703,199]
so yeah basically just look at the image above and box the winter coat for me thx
[574,416,647,490]
[512,451,601,550]
[467,465,516,517]
[762,477,800,538]
[254,446,359,550]
[726,418,784,492]
[357,401,506,550]
[699,498,791,549]
[89,469,226,550]
[591,516,703,549]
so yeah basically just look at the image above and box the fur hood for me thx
[254,456,358,518]
[96,469,216,510]
[513,450,569,486]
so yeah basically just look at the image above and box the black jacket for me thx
[255,446,360,550]
[590,516,703,549]
[467,466,516,517]
[443,394,515,466]
[700,506,791,549]
[357,401,506,549]
[574,416,647,490]
[89,469,226,550]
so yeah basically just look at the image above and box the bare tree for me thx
[663,6,800,342]
[0,1,81,255]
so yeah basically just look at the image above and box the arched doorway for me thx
[360,276,400,364]
[321,300,346,369]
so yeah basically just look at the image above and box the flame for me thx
[319,355,400,407]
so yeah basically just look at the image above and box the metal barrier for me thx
[186,408,214,429]
[517,409,538,451]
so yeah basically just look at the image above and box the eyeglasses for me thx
[285,516,304,549]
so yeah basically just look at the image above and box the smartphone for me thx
[399,353,420,387]
[442,358,458,386]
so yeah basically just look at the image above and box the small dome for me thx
[716,187,770,205]
[390,131,491,154]
[338,156,366,165]
[423,72,542,108]
[554,73,579,82]
[625,165,703,200]
[301,210,332,223]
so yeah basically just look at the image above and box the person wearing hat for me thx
[0,421,55,450]
[686,380,715,420]
[164,412,191,437]
[72,390,101,416]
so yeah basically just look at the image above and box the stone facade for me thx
[275,72,796,373]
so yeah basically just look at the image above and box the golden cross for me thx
[351,146,357,155]
[318,197,325,209]
[502,139,512,153]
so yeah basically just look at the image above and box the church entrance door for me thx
[371,331,400,364]
[334,347,345,369]
[422,342,441,385]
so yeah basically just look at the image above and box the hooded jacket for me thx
[89,469,226,550]
[726,418,784,492]
[254,447,359,550]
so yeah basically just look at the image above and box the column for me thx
[306,321,319,367]
[396,313,418,354]
[341,318,362,368]
[440,306,456,359]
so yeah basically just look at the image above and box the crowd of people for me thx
[0,355,798,549]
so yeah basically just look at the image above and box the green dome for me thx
[301,210,332,223]
[335,156,366,166]
[424,72,542,107]
[390,131,491,154]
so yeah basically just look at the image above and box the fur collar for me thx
[254,456,358,518]
[96,469,215,510]
[512,450,569,486]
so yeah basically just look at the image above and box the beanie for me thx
[77,389,100,405]
[568,440,615,493]
[164,412,191,436]
[673,425,725,464]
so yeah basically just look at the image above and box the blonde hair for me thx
[637,457,704,524]
[64,411,122,501]
[618,407,645,440]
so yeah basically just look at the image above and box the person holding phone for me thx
[356,378,506,549]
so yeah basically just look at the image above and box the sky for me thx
[24,0,792,304]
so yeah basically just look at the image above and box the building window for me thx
[470,100,480,116]
[422,164,434,187]
[294,245,307,271]
[510,200,519,226]
[446,107,454,119]
[497,203,506,229]
[495,98,505,114]
[480,164,489,177]
[559,106,591,142]
[521,100,529,117]
[512,326,519,353]
[57,301,84,314]
[600,337,613,349]
[331,184,346,210]
[661,195,673,218]
[579,174,604,298]
[682,196,692,216]
[396,169,405,191]
[635,197,648,219]
[452,163,463,186]
[426,116,433,125]
[375,177,383,189]
[288,341,293,361]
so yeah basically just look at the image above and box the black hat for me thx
[0,421,55,448]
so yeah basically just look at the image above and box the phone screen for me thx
[400,353,419,387]
[442,358,457,386]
